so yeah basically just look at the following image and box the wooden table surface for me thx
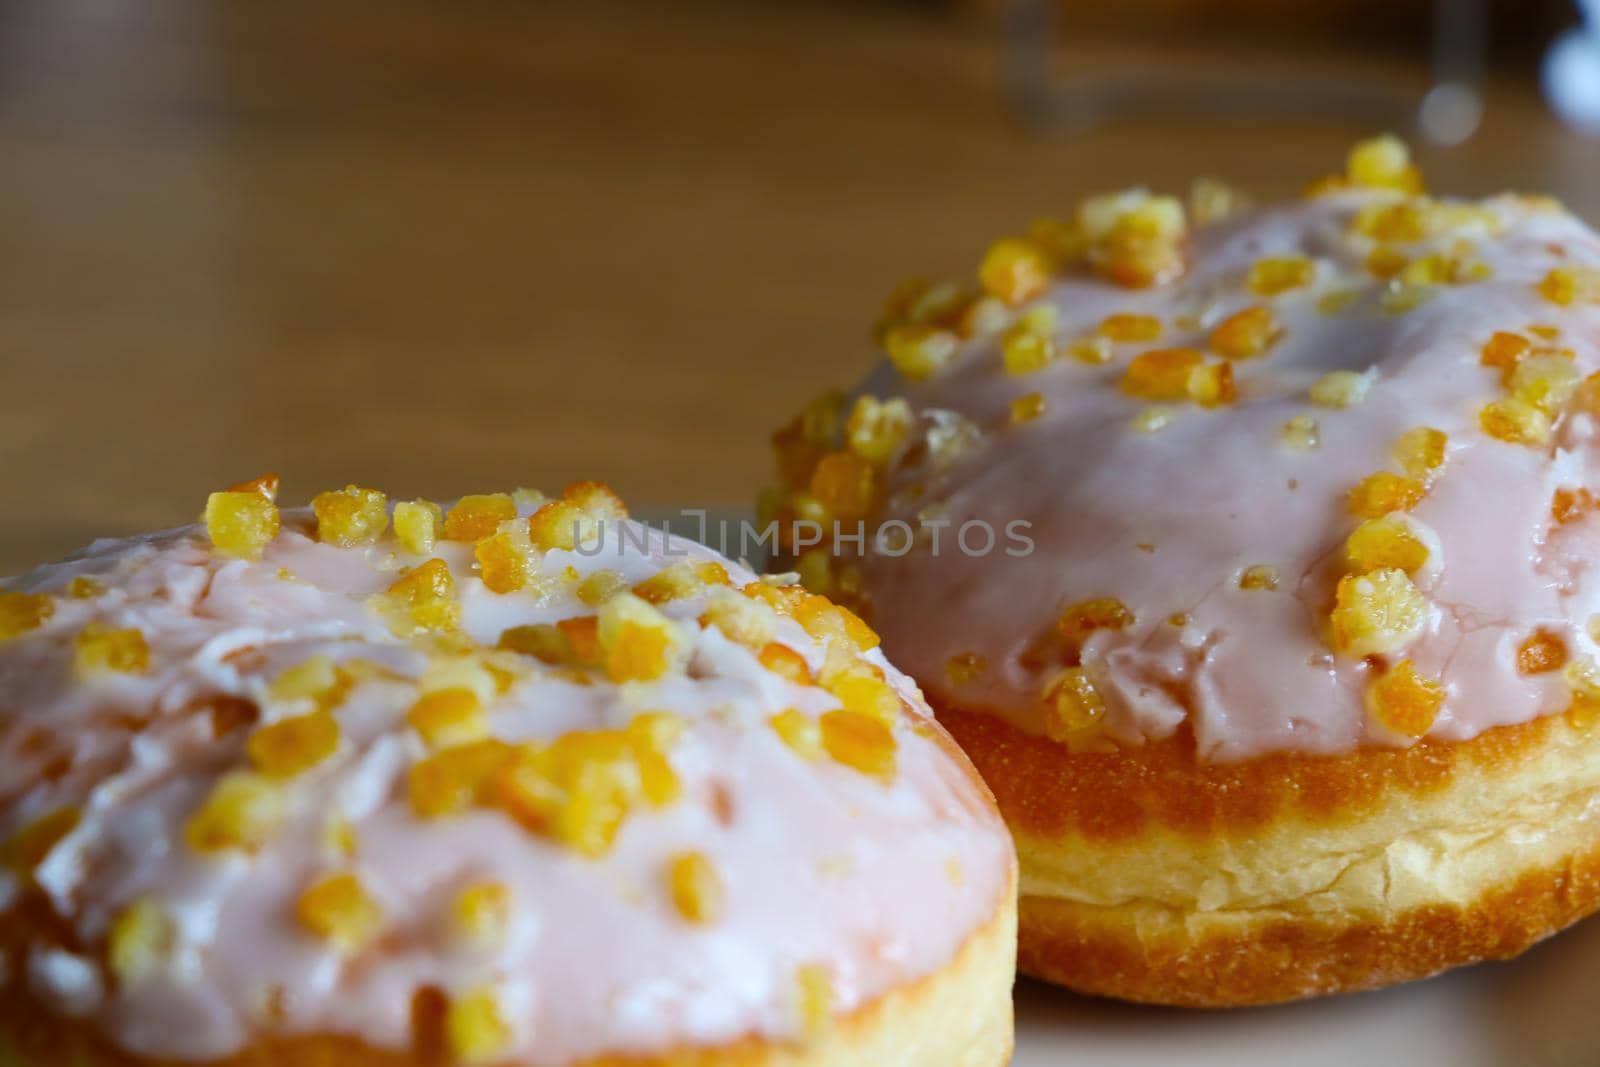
[2,0,1597,574]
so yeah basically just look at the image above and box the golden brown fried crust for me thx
[1016,842,1600,1007]
[0,876,1017,1067]
[936,700,1600,1005]
[934,700,1573,843]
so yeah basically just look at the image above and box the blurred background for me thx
[3,0,1600,573]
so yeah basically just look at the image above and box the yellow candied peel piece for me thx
[795,964,835,1039]
[759,642,813,685]
[474,520,538,595]
[1479,397,1552,446]
[311,486,389,547]
[1246,256,1315,297]
[204,490,281,560]
[884,324,959,381]
[408,739,514,819]
[818,709,897,780]
[1309,369,1374,408]
[248,708,340,778]
[1067,336,1114,365]
[1330,568,1428,657]
[1058,597,1134,656]
[1001,326,1056,376]
[633,560,730,605]
[183,772,285,854]
[1347,471,1426,518]
[808,452,876,521]
[407,688,488,749]
[1042,667,1108,749]
[446,986,512,1065]
[1346,514,1431,574]
[1238,565,1279,591]
[700,592,779,648]
[1392,427,1448,482]
[1346,133,1425,193]
[1097,313,1163,343]
[1508,353,1581,413]
[296,872,383,953]
[108,895,173,986]
[73,622,149,677]
[1121,348,1204,401]
[1366,660,1445,738]
[769,709,823,759]
[1010,392,1048,424]
[1185,360,1236,408]
[393,500,443,555]
[1538,266,1600,307]
[444,494,518,543]
[597,592,683,684]
[451,881,511,949]
[845,395,913,464]
[374,558,461,635]
[666,850,724,924]
[1281,414,1320,451]
[1078,191,1188,288]
[1209,305,1282,360]
[978,238,1055,306]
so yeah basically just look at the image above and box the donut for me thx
[0,478,1017,1064]
[763,136,1600,1006]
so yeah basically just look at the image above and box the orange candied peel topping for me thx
[1553,487,1595,525]
[204,486,281,560]
[818,709,896,780]
[1097,312,1162,343]
[597,592,683,683]
[393,499,443,555]
[1330,568,1428,657]
[1209,305,1282,360]
[759,642,813,685]
[407,688,488,749]
[884,324,959,382]
[845,395,913,464]
[408,739,514,819]
[700,592,778,648]
[807,451,878,521]
[1481,331,1533,371]
[1366,659,1444,738]
[372,558,461,635]
[1246,256,1315,297]
[183,772,285,854]
[474,521,537,595]
[108,896,173,986]
[311,485,389,547]
[1345,134,1425,193]
[1347,471,1426,518]
[769,708,823,759]
[1010,391,1048,424]
[792,593,879,652]
[666,850,724,924]
[1058,597,1134,656]
[1517,629,1568,675]
[1042,667,1109,750]
[1538,266,1600,307]
[295,872,383,953]
[978,237,1055,306]
[248,708,340,778]
[72,622,149,677]
[1121,348,1203,401]
[1479,397,1552,446]
[1309,369,1374,408]
[447,986,512,1065]
[452,881,512,948]
[1078,190,1189,288]
[1238,565,1278,591]
[1392,427,1448,482]
[1346,514,1431,574]
[443,493,518,543]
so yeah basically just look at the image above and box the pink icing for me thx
[0,508,1011,1063]
[852,192,1600,761]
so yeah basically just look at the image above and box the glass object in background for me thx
[1544,0,1600,133]
[1003,0,1487,145]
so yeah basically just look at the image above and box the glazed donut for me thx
[764,136,1600,1006]
[0,478,1016,1065]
